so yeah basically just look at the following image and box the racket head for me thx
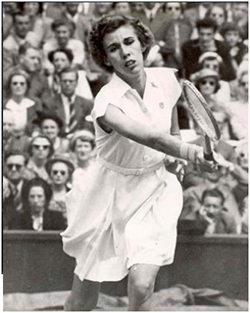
[182,80,221,141]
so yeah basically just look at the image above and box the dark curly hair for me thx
[88,14,154,73]
[21,177,53,210]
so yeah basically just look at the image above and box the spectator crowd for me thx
[2,2,248,235]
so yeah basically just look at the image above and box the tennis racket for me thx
[182,80,221,161]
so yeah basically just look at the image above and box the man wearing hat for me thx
[33,111,70,155]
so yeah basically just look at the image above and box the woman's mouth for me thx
[125,60,136,68]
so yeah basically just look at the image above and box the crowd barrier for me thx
[3,231,248,300]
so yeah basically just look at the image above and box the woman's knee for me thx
[130,276,155,299]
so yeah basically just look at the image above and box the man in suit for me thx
[3,149,35,230]
[182,18,236,81]
[44,67,94,137]
[132,3,168,42]
[3,11,39,74]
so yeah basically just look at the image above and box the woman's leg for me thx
[127,264,160,311]
[64,274,100,311]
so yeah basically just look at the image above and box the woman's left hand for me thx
[164,156,187,181]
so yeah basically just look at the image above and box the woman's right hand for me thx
[195,150,219,173]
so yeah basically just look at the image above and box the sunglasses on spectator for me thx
[32,144,50,150]
[211,13,223,18]
[12,82,26,86]
[6,163,23,170]
[200,80,215,86]
[52,170,66,176]
[167,7,180,11]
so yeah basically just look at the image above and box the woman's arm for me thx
[98,104,216,172]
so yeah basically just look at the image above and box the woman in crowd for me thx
[227,67,248,140]
[18,2,53,46]
[3,70,42,137]
[61,14,218,311]
[47,48,93,101]
[46,154,74,224]
[205,4,227,40]
[26,134,54,183]
[69,130,96,187]
[33,111,70,155]
[43,18,85,73]
[16,177,66,231]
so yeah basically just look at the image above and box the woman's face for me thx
[199,77,217,97]
[209,6,225,27]
[114,3,131,15]
[53,52,71,73]
[75,139,93,163]
[10,75,27,97]
[28,186,46,213]
[24,2,39,17]
[50,162,69,186]
[55,25,70,47]
[31,137,51,160]
[41,119,60,140]
[103,25,144,80]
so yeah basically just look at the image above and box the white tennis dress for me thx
[61,68,183,282]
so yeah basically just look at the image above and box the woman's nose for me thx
[120,45,130,58]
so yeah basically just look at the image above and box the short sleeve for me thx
[91,90,113,121]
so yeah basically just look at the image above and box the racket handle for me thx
[204,135,214,161]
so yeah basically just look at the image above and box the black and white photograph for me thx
[2,1,248,311]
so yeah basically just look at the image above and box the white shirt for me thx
[5,98,35,131]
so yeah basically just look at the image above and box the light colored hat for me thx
[195,69,219,83]
[45,153,75,175]
[70,130,95,151]
[198,52,223,65]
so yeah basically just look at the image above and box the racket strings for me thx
[183,84,220,141]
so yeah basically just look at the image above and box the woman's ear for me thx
[141,45,146,53]
[104,56,111,66]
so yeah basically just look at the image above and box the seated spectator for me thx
[3,2,17,40]
[3,149,35,230]
[182,18,236,81]
[32,111,70,155]
[45,154,75,222]
[18,2,54,46]
[230,3,248,41]
[3,43,50,102]
[240,196,248,234]
[69,130,96,187]
[3,70,42,137]
[112,2,132,16]
[184,3,211,30]
[232,140,248,205]
[43,67,94,137]
[220,22,248,75]
[43,18,85,74]
[13,177,67,231]
[194,52,231,104]
[59,3,89,45]
[3,109,30,158]
[157,2,193,73]
[47,48,93,100]
[204,4,228,41]
[3,10,39,74]
[227,67,248,140]
[26,135,54,182]
[178,188,237,235]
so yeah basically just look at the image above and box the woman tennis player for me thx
[61,15,219,311]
